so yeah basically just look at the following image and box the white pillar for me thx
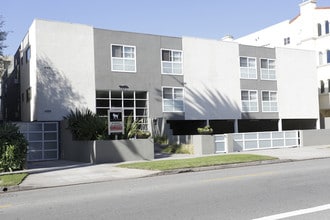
[278,119,282,131]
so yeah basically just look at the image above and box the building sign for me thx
[108,109,124,135]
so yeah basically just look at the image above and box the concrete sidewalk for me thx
[3,145,330,192]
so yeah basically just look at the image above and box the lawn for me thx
[117,154,277,171]
[0,173,28,187]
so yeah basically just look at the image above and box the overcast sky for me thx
[1,0,329,55]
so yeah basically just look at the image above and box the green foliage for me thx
[0,123,28,172]
[123,114,140,139]
[118,154,277,171]
[123,115,150,139]
[0,16,8,56]
[64,109,107,140]
[153,135,168,145]
[162,144,194,154]
[0,173,28,187]
[197,125,213,134]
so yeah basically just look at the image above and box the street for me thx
[1,158,330,219]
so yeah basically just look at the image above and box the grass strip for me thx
[0,173,28,187]
[118,154,277,171]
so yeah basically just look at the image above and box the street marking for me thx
[253,204,330,220]
[203,171,276,183]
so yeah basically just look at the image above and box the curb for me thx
[146,159,295,177]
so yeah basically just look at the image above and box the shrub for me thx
[64,109,107,140]
[0,123,28,172]
[197,125,213,135]
[162,144,194,154]
[123,115,151,139]
[153,135,168,145]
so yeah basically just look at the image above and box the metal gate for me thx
[16,122,59,161]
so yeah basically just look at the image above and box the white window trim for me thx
[260,58,276,81]
[261,90,278,112]
[241,90,258,113]
[240,56,257,79]
[161,48,183,75]
[162,86,185,112]
[111,44,136,73]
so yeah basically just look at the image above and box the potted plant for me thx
[197,125,213,135]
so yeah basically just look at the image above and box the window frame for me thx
[240,56,257,79]
[260,58,276,80]
[241,90,258,112]
[161,49,183,75]
[261,90,278,112]
[162,87,184,112]
[111,44,136,73]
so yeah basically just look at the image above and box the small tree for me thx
[0,16,8,56]
[0,123,28,172]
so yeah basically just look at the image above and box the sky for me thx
[1,0,329,55]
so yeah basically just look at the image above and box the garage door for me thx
[17,122,59,161]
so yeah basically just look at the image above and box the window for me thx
[328,79,330,93]
[96,90,149,130]
[327,50,330,64]
[262,91,278,112]
[241,90,258,112]
[240,57,257,79]
[319,51,323,65]
[26,87,31,103]
[260,58,276,80]
[321,80,325,93]
[318,23,322,36]
[284,37,290,45]
[162,87,184,112]
[326,21,329,34]
[161,49,183,74]
[26,47,31,63]
[111,45,136,72]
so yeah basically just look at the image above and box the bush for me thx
[0,123,28,172]
[162,144,194,154]
[64,109,107,140]
[197,125,213,135]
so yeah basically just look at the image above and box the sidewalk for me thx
[3,145,330,192]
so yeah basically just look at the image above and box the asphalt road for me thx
[1,158,330,220]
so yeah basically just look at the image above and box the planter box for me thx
[192,135,215,156]
[60,120,154,164]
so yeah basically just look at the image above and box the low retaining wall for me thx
[300,129,330,147]
[60,121,154,164]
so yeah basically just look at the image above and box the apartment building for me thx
[236,0,330,127]
[1,19,319,137]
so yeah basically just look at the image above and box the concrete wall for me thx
[183,37,241,120]
[34,19,96,121]
[60,121,154,163]
[300,129,330,146]
[192,135,215,156]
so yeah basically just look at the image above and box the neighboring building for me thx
[1,19,319,138]
[0,55,13,121]
[236,0,330,127]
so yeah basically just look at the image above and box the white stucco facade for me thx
[276,47,319,119]
[183,37,241,120]
[29,19,96,121]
